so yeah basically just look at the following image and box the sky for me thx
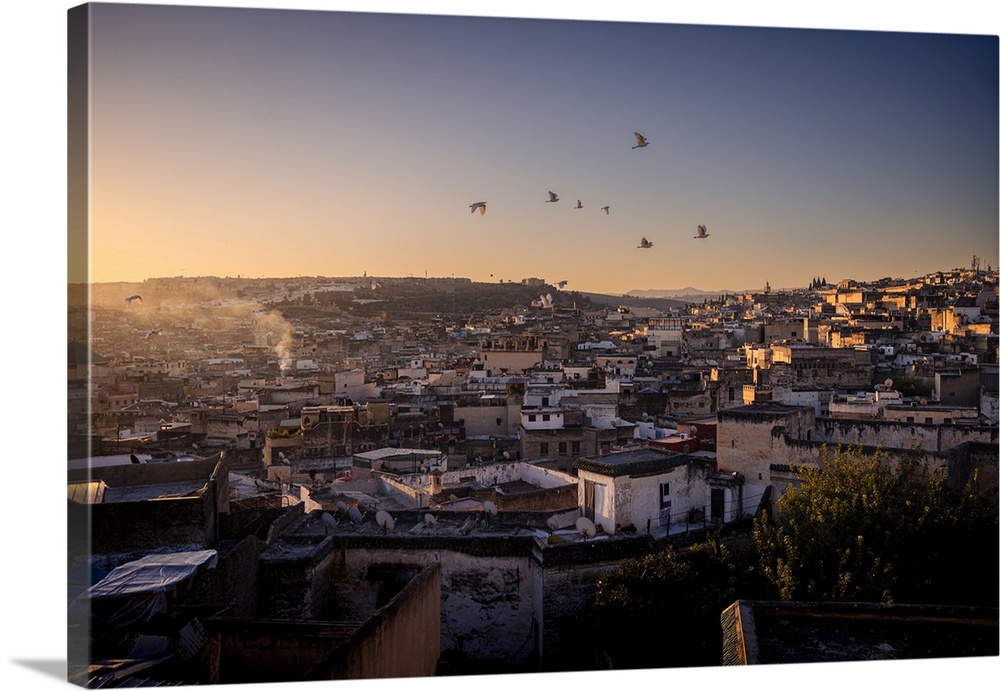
[2,3,999,691]
[76,1,998,294]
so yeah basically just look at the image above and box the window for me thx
[539,442,549,455]
[925,417,933,424]
[542,414,550,422]
[572,441,580,455]
[542,397,550,406]
[528,414,536,422]
[496,417,502,426]
[558,441,567,455]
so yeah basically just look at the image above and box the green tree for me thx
[589,534,767,669]
[753,444,998,605]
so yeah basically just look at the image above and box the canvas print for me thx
[67,2,999,687]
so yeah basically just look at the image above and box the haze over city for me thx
[79,1,998,294]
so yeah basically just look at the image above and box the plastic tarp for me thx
[78,550,218,629]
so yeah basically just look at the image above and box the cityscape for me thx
[67,264,999,684]
[52,2,1000,690]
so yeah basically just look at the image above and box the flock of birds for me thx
[468,131,710,251]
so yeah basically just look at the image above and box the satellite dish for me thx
[576,516,597,539]
[424,513,437,526]
[321,512,338,530]
[885,378,894,388]
[483,501,498,516]
[347,507,363,524]
[335,500,349,514]
[376,510,395,532]
[449,494,458,503]
[545,516,560,532]
[502,451,510,460]
[919,397,928,406]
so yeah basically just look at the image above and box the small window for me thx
[925,417,933,424]
[540,442,549,455]
[496,417,502,426]
[542,414,550,422]
[572,441,580,455]
[558,442,567,455]
[528,414,536,422]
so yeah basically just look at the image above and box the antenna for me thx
[376,510,395,533]
[576,516,597,540]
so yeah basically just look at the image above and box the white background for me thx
[2,1,997,689]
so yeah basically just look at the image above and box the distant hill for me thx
[627,286,758,299]
[577,291,692,312]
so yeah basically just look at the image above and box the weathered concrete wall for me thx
[323,539,535,671]
[258,533,339,620]
[76,492,219,562]
[188,536,265,618]
[69,455,223,487]
[310,563,442,680]
[716,406,814,515]
[530,536,664,671]
[208,564,439,683]
[813,417,997,453]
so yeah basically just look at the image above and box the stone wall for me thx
[322,536,536,672]
[813,417,997,454]
[206,563,440,683]
[70,456,228,564]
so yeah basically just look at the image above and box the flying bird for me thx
[694,225,710,239]
[125,294,142,305]
[546,191,559,203]
[575,200,583,209]
[469,201,487,215]
[370,279,383,290]
[631,131,649,149]
[144,328,162,339]
[532,293,555,308]
[600,206,610,215]
[555,280,568,290]
[637,237,654,249]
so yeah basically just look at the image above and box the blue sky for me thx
[79,2,998,293]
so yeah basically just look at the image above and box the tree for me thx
[753,444,998,605]
[589,545,725,667]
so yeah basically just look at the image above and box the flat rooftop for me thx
[722,600,999,665]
